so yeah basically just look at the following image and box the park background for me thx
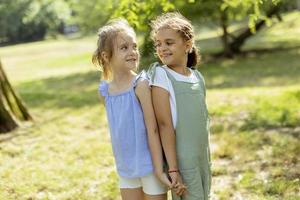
[0,0,299,199]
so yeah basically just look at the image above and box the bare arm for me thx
[151,86,178,171]
[152,86,187,195]
[135,80,171,187]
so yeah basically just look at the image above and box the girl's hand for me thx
[174,181,187,197]
[156,171,172,189]
[169,171,187,196]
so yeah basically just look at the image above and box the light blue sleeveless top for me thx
[98,71,153,178]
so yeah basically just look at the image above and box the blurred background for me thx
[0,0,299,199]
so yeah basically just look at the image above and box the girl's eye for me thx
[166,42,173,46]
[121,46,127,50]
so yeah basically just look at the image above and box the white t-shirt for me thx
[149,65,199,128]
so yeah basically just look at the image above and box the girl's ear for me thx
[101,51,109,64]
[185,40,193,53]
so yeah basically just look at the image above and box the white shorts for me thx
[119,173,167,195]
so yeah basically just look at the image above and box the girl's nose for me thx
[160,46,168,53]
[130,47,138,56]
[160,43,168,51]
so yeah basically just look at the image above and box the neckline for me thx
[161,66,201,84]
[108,87,132,96]
[163,65,193,78]
[107,77,136,96]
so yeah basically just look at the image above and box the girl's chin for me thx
[160,57,173,64]
[126,63,138,70]
[161,60,173,66]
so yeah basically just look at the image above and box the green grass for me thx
[0,11,299,200]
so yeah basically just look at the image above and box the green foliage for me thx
[180,0,296,29]
[67,0,119,33]
[112,0,175,56]
[112,0,174,31]
[0,11,299,200]
[68,0,175,55]
[0,0,70,44]
[176,0,298,55]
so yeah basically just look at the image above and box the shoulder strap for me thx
[161,67,177,82]
[147,62,178,82]
[146,62,160,83]
[194,70,206,97]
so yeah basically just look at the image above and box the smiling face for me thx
[109,31,139,72]
[154,28,191,68]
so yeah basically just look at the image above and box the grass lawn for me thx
[0,11,299,200]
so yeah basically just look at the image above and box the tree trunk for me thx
[0,60,32,133]
[228,5,281,54]
[220,9,233,58]
[0,92,18,133]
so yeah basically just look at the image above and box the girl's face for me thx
[110,31,139,72]
[154,28,191,68]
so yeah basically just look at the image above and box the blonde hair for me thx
[92,19,135,80]
[150,12,200,68]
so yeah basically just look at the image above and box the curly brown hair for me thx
[150,12,200,68]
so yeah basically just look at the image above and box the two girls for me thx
[93,12,211,200]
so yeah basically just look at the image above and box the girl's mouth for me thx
[161,53,172,58]
[126,58,137,62]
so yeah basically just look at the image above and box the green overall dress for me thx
[149,64,212,200]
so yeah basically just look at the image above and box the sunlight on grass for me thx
[0,11,299,200]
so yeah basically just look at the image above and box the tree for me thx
[178,0,296,57]
[66,0,119,34]
[112,0,293,57]
[68,0,174,56]
[0,60,32,133]
[66,0,297,58]
[0,0,70,45]
[227,3,282,55]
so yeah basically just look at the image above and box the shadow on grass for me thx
[17,71,101,109]
[14,47,300,110]
[241,45,300,55]
[197,33,300,55]
[201,49,300,89]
